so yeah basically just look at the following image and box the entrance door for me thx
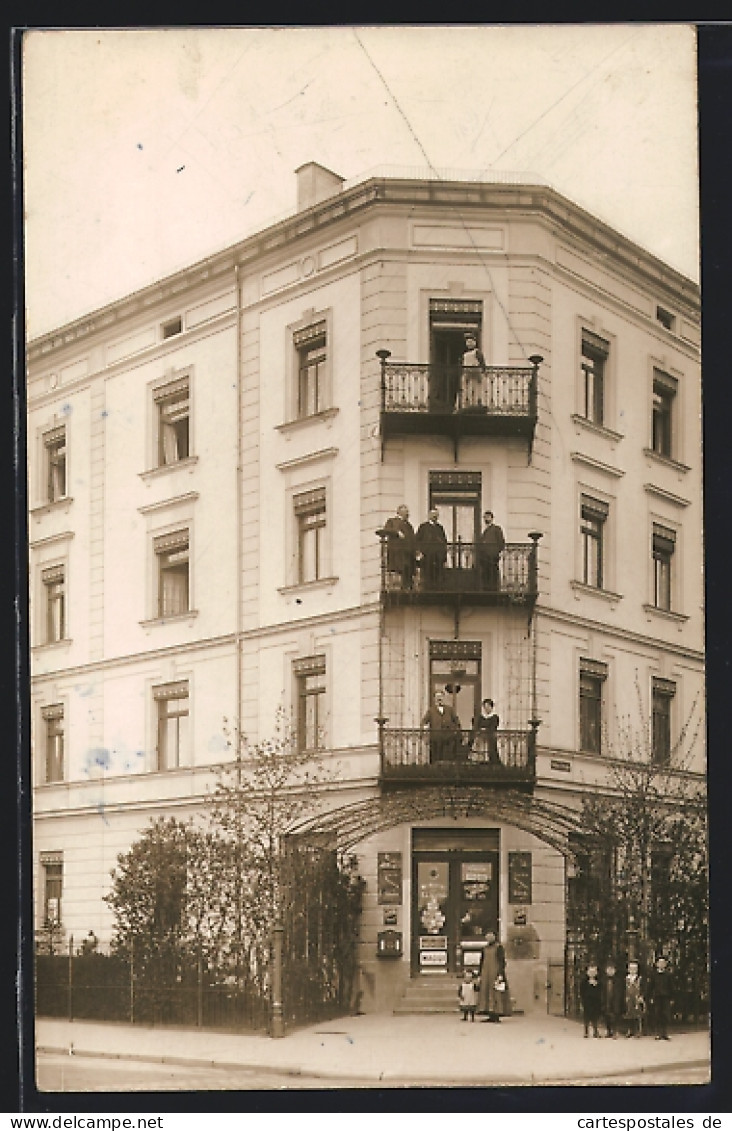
[412,836,499,975]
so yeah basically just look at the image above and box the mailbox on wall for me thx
[377,929,403,958]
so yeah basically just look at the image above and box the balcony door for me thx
[429,471,481,577]
[429,640,482,733]
[412,828,499,976]
[429,298,482,410]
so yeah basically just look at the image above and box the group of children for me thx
[458,954,674,1039]
[580,955,673,1040]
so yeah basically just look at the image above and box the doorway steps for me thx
[393,975,461,1014]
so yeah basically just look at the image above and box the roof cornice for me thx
[27,177,699,361]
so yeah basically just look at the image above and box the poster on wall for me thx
[377,852,403,904]
[508,851,532,904]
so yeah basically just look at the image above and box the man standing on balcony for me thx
[422,690,462,763]
[416,508,448,588]
[477,511,505,592]
[383,504,416,590]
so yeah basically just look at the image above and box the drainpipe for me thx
[235,262,243,745]
[527,532,543,772]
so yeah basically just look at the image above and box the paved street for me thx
[36,1050,712,1094]
[36,1053,379,1093]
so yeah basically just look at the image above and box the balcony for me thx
[378,726,537,789]
[378,351,542,459]
[377,534,540,610]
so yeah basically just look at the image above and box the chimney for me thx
[295,162,345,211]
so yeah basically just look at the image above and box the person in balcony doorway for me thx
[383,504,416,590]
[477,511,505,592]
[471,698,501,765]
[460,332,486,411]
[421,690,462,763]
[477,931,511,1022]
[415,508,448,588]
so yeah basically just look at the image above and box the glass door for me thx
[412,849,499,974]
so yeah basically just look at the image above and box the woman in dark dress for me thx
[477,931,511,1021]
[471,699,501,765]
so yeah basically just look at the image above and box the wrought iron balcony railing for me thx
[378,725,537,788]
[377,352,542,457]
[377,534,541,608]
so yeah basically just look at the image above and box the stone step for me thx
[394,976,463,1013]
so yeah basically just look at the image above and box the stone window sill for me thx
[140,610,199,628]
[276,408,339,434]
[570,580,623,604]
[140,456,199,482]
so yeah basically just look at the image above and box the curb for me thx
[36,1045,711,1086]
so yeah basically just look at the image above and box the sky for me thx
[21,24,699,339]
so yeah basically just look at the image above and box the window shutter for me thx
[293,488,326,515]
[44,425,66,446]
[293,321,327,348]
[580,658,608,680]
[293,655,326,677]
[153,681,189,701]
[653,525,676,553]
[429,299,483,325]
[581,331,609,357]
[154,530,189,555]
[154,377,190,403]
[581,496,609,520]
[41,565,65,584]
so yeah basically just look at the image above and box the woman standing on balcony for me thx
[477,931,511,1022]
[471,698,501,765]
[460,332,486,411]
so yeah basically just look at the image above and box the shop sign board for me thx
[378,852,403,904]
[508,851,532,904]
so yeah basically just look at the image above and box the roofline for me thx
[27,176,700,359]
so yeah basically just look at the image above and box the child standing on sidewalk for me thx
[458,970,478,1021]
[579,963,602,1038]
[624,960,645,1038]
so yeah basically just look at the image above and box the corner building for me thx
[29,164,704,1014]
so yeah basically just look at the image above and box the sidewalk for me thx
[36,1012,711,1086]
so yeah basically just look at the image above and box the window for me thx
[155,531,190,617]
[652,524,676,611]
[294,321,327,419]
[294,488,326,584]
[580,332,608,426]
[161,316,182,339]
[656,306,675,332]
[652,678,675,765]
[652,370,677,459]
[154,682,189,770]
[42,704,64,783]
[44,426,66,502]
[579,659,607,754]
[155,378,190,466]
[294,656,326,753]
[41,855,63,927]
[42,565,66,643]
[580,496,608,589]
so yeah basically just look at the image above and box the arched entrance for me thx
[291,787,584,1012]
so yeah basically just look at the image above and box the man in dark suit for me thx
[421,690,462,763]
[477,510,505,592]
[416,508,448,588]
[383,504,416,590]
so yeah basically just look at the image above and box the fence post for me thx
[129,942,135,1024]
[270,918,285,1038]
[68,935,74,1021]
[197,948,203,1029]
